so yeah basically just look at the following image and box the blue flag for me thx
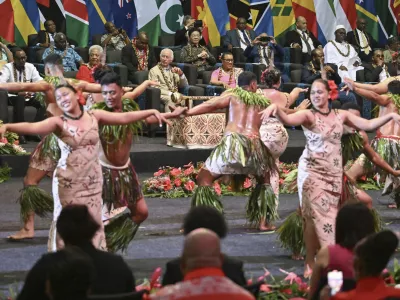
[85,0,113,43]
[112,0,137,39]
[249,0,273,36]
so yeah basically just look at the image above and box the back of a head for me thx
[388,80,400,95]
[100,72,122,87]
[56,205,100,246]
[355,230,398,277]
[44,53,63,68]
[261,68,281,88]
[47,246,94,300]
[238,71,257,87]
[183,206,227,238]
[341,102,362,114]
[335,203,375,250]
[93,65,114,83]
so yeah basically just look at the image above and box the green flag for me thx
[136,0,184,46]
[375,0,397,44]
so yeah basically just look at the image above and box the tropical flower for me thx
[184,180,195,191]
[214,182,221,196]
[154,170,164,177]
[170,168,181,177]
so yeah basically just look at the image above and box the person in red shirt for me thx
[151,228,255,300]
[76,45,103,83]
[320,230,400,300]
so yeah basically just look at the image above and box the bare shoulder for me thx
[315,246,330,267]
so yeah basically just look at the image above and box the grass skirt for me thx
[246,183,278,226]
[277,210,305,256]
[104,212,139,253]
[191,186,223,212]
[19,185,53,222]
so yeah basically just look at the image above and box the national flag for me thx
[192,0,209,44]
[64,0,89,47]
[36,0,66,33]
[85,0,113,42]
[292,0,317,36]
[271,0,295,42]
[314,0,336,44]
[355,0,379,42]
[249,0,273,36]
[136,0,184,46]
[336,0,357,31]
[391,0,400,32]
[202,0,230,46]
[376,0,397,44]
[227,0,252,29]
[0,0,15,43]
[111,0,137,39]
[11,0,40,46]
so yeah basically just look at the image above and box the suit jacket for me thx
[162,254,246,287]
[284,30,321,49]
[121,44,156,83]
[174,28,207,47]
[243,43,284,64]
[17,243,135,300]
[346,31,378,62]
[33,30,77,47]
[362,62,397,82]
[223,29,257,48]
[148,65,189,96]
[301,63,341,85]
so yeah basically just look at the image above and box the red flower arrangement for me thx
[328,80,339,100]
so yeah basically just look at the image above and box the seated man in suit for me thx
[363,49,397,82]
[346,18,378,63]
[284,16,321,63]
[101,21,130,51]
[223,17,257,51]
[302,48,341,85]
[122,31,156,84]
[42,33,84,72]
[174,15,207,47]
[149,48,189,112]
[162,206,246,286]
[34,20,77,48]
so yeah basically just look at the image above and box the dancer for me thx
[185,71,276,228]
[0,83,169,251]
[93,73,186,252]
[257,68,310,230]
[260,79,400,276]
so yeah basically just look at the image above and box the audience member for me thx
[17,205,135,300]
[363,49,396,82]
[154,228,254,300]
[210,52,243,88]
[0,48,43,143]
[101,21,130,51]
[180,28,216,74]
[175,15,207,47]
[383,36,400,66]
[42,33,84,72]
[223,17,257,52]
[346,18,378,63]
[34,20,76,48]
[76,45,103,83]
[162,206,246,286]
[244,33,284,67]
[320,230,400,300]
[324,25,363,81]
[149,48,189,111]
[302,48,341,85]
[122,31,156,83]
[284,16,322,63]
[46,247,94,300]
[308,203,375,300]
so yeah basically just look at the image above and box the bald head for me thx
[136,31,149,50]
[356,18,367,32]
[296,16,307,32]
[181,228,222,274]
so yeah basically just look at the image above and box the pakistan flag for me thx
[136,0,184,46]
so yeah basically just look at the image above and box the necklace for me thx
[354,29,370,50]
[217,67,234,86]
[328,40,350,57]
[132,38,149,71]
[63,109,84,120]
[158,63,178,92]
[312,107,331,116]
[13,64,26,82]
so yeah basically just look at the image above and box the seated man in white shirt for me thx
[148,48,189,112]
[323,25,363,81]
[0,48,43,143]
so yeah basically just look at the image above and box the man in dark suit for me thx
[162,206,246,286]
[223,17,257,51]
[34,20,77,48]
[302,48,341,85]
[17,205,135,300]
[363,49,397,82]
[284,16,321,64]
[346,18,378,63]
[174,15,207,47]
[121,31,156,83]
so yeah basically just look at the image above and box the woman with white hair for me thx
[76,45,104,83]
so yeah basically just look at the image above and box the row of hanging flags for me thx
[0,0,399,47]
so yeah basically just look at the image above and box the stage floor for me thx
[0,177,399,294]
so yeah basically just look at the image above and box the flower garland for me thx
[388,93,400,113]
[0,121,28,155]
[328,40,350,57]
[13,64,26,83]
[257,46,270,66]
[227,87,271,108]
[157,63,178,93]
[132,38,149,71]
[353,30,371,50]
[217,67,234,86]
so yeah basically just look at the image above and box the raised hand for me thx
[259,103,278,120]
[153,110,171,127]
[297,99,311,110]
[170,106,188,117]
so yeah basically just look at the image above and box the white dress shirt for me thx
[0,62,42,83]
[238,30,252,51]
[296,29,315,54]
[356,28,371,54]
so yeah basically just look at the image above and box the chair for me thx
[171,62,198,86]
[64,71,78,78]
[75,47,89,63]
[88,290,148,300]
[28,34,38,47]
[290,69,303,83]
[35,48,46,63]
[106,50,122,64]
[231,47,246,63]
[356,69,365,82]
[92,34,103,46]
[234,62,267,83]
[202,70,213,84]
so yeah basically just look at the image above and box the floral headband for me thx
[328,80,338,100]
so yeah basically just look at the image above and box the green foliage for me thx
[227,87,271,108]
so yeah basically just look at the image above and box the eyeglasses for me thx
[375,55,384,58]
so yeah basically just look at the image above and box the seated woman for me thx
[308,202,375,300]
[0,41,13,70]
[180,28,216,75]
[210,52,243,89]
[76,45,103,83]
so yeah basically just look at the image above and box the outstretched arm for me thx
[347,76,393,94]
[145,107,187,124]
[360,131,400,177]
[123,80,159,100]
[352,86,391,106]
[0,81,50,93]
[342,110,400,132]
[288,87,308,106]
[0,117,59,137]
[71,80,102,93]
[186,93,231,116]
[260,103,313,127]
[93,109,170,127]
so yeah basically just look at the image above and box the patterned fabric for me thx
[167,113,225,149]
[42,47,83,72]
[48,112,106,252]
[297,110,343,247]
[100,34,126,51]
[29,134,60,173]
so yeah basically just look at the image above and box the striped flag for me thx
[227,0,252,29]
[202,0,230,46]
[314,0,336,44]
[249,0,273,36]
[376,0,397,44]
[391,0,400,32]
[356,0,379,41]
[292,0,317,36]
[64,0,89,47]
[36,0,66,33]
[11,0,40,46]
[336,0,357,31]
[85,0,113,43]
[0,0,15,43]
[191,0,209,44]
[112,0,137,39]
[271,0,295,42]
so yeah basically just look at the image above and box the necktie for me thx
[262,47,269,66]
[241,30,251,45]
[302,32,312,55]
[361,32,370,55]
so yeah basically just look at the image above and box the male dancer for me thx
[184,71,276,227]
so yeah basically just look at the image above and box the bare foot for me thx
[291,254,304,260]
[259,224,276,231]
[388,203,397,209]
[7,228,34,240]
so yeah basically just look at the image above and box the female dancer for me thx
[0,84,168,251]
[260,79,400,276]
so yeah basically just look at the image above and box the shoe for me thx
[26,135,41,142]
[18,136,27,144]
